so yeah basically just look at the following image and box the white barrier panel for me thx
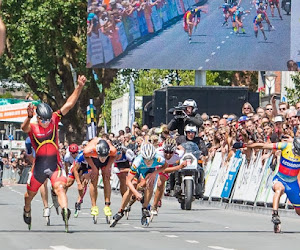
[210,154,233,199]
[243,150,263,202]
[231,152,255,201]
[203,152,222,197]
[221,151,245,199]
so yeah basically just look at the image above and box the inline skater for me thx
[253,13,268,41]
[256,1,275,31]
[110,143,167,227]
[66,142,91,218]
[183,6,207,43]
[64,143,79,174]
[234,137,300,233]
[112,139,135,196]
[232,7,250,34]
[21,75,87,232]
[83,138,117,224]
[219,0,231,26]
[269,0,282,19]
[150,138,186,218]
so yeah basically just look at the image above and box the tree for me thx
[285,72,300,105]
[0,0,117,142]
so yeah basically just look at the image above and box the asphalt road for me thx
[108,0,291,71]
[1,181,300,250]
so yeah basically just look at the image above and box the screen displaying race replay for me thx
[87,0,293,71]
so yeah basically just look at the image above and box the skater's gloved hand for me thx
[180,160,188,169]
[135,192,143,201]
[77,183,83,191]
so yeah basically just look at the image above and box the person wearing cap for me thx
[21,75,86,231]
[64,144,79,174]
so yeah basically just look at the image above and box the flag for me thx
[128,78,135,129]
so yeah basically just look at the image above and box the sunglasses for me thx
[279,108,286,111]
[243,107,250,109]
[204,123,210,126]
[212,120,218,123]
[266,108,273,111]
[164,150,174,154]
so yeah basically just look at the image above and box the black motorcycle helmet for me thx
[36,103,53,121]
[96,140,110,157]
[293,137,300,156]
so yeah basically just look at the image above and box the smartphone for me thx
[273,95,281,100]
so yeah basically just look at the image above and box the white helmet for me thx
[163,138,177,152]
[183,99,197,108]
[140,143,156,160]
[185,124,197,133]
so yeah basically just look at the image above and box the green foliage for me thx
[285,72,300,105]
[0,92,14,98]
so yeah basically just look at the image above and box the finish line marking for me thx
[186,240,199,244]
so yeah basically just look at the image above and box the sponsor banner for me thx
[110,29,123,57]
[151,6,163,32]
[137,10,149,36]
[221,151,245,199]
[88,32,104,66]
[203,152,222,197]
[0,101,38,123]
[122,16,135,45]
[210,154,233,199]
[100,33,114,63]
[175,0,185,15]
[117,22,129,52]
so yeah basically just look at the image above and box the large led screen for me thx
[87,0,292,71]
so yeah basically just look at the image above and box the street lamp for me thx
[264,71,277,102]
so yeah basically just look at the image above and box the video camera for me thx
[169,102,187,119]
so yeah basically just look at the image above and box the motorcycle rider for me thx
[172,124,208,197]
[168,99,203,135]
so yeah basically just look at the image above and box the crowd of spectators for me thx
[1,95,300,186]
[0,150,31,185]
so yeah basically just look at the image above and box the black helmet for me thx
[293,137,300,156]
[96,139,110,157]
[36,103,53,121]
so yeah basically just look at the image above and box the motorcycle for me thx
[281,0,291,15]
[174,141,205,210]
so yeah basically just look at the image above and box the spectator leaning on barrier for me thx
[168,99,203,136]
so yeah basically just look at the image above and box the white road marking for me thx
[134,226,145,230]
[82,213,89,215]
[211,52,216,56]
[186,240,199,244]
[30,246,106,250]
[150,231,160,233]
[221,41,225,44]
[121,223,130,226]
[217,46,221,49]
[205,59,210,62]
[230,32,233,34]
[198,66,203,70]
[225,227,230,229]
[50,246,105,250]
[165,235,178,238]
[208,246,236,250]
[226,36,229,39]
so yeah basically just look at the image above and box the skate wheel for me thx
[106,216,111,224]
[46,217,50,226]
[74,211,79,218]
[93,216,97,224]
[65,226,69,233]
[28,224,31,231]
[274,223,281,233]
[55,207,59,215]
[126,212,129,220]
[150,214,154,222]
[110,220,117,228]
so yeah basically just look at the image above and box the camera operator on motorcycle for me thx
[168,99,203,135]
[172,124,208,198]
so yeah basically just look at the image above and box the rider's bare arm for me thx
[60,75,86,116]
